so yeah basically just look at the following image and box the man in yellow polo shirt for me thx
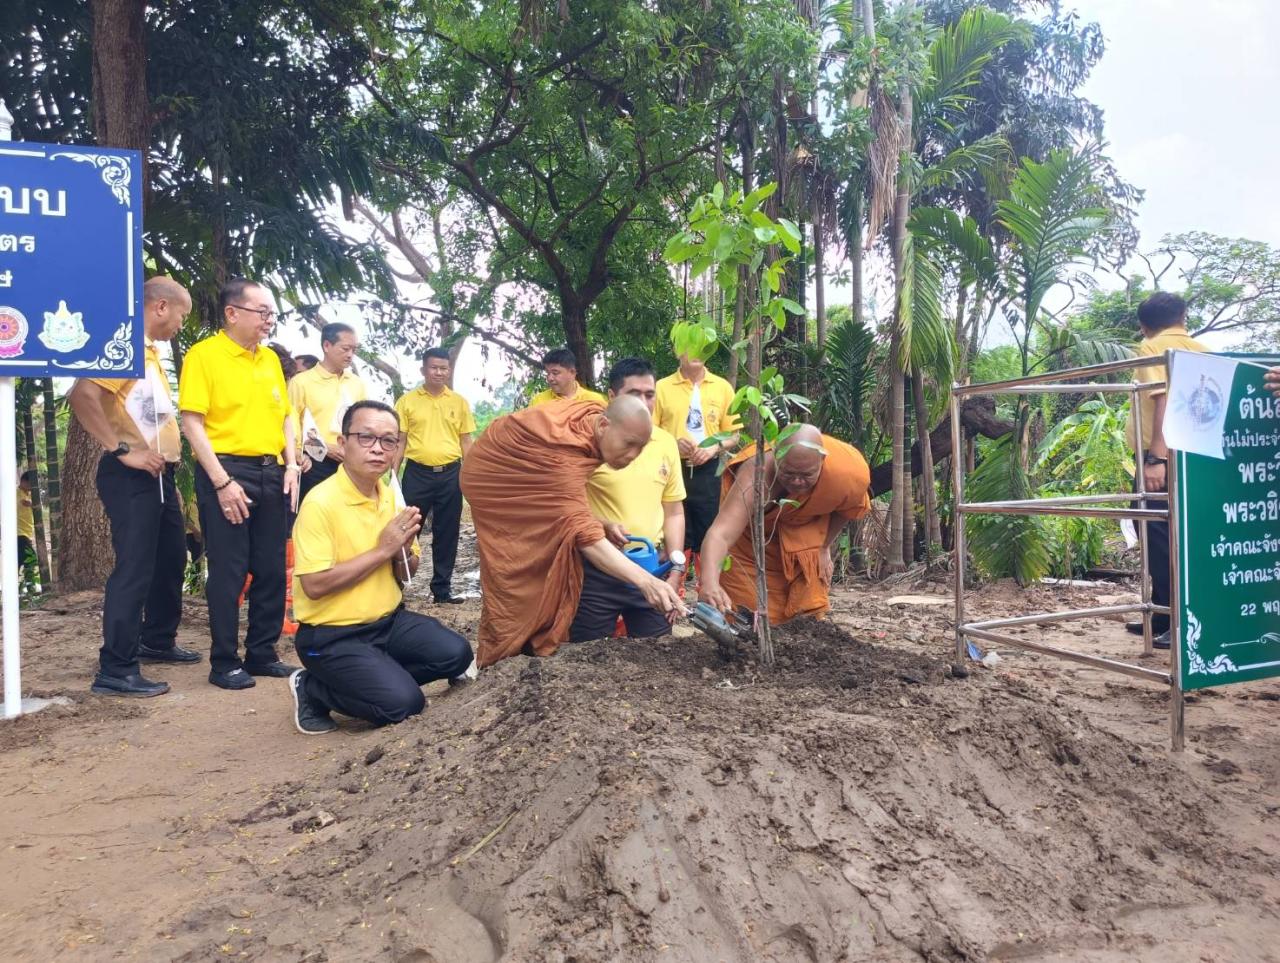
[69,276,200,697]
[1125,292,1206,649]
[393,347,475,604]
[288,321,367,502]
[580,358,687,640]
[16,470,37,594]
[288,400,473,734]
[179,277,301,690]
[653,349,740,577]
[527,347,607,407]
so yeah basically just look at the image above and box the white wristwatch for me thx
[668,549,687,571]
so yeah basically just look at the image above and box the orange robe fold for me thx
[459,401,606,667]
[719,434,871,624]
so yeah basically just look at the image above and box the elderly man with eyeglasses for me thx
[286,400,473,734]
[179,278,302,689]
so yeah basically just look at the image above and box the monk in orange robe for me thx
[698,425,871,624]
[460,395,684,667]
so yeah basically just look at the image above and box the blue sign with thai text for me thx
[0,142,143,377]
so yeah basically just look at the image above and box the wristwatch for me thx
[668,549,687,572]
[112,442,130,457]
[1143,454,1168,466]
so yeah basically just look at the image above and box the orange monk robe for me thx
[719,435,871,624]
[459,400,606,667]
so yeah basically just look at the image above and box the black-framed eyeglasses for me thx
[228,303,277,322]
[350,432,400,451]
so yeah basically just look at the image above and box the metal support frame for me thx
[952,354,1185,751]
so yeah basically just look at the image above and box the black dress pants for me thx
[295,607,473,725]
[569,560,671,642]
[683,460,722,553]
[195,457,287,673]
[1136,474,1171,633]
[96,456,186,676]
[299,455,338,503]
[402,459,463,599]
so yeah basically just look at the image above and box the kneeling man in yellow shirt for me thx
[288,400,474,734]
[579,358,687,640]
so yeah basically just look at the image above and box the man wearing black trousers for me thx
[289,400,473,734]
[179,278,302,690]
[69,276,200,697]
[393,347,475,604]
[1125,292,1206,649]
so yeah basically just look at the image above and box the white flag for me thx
[1164,350,1239,460]
[301,408,328,463]
[387,468,407,509]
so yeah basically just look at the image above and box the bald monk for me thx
[460,395,685,666]
[698,425,871,624]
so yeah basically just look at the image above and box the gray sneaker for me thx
[289,670,337,735]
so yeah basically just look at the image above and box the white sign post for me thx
[1,101,21,717]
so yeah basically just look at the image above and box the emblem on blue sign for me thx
[37,299,90,352]
[0,305,27,358]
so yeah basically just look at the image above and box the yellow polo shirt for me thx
[292,466,421,626]
[528,385,607,407]
[17,485,34,540]
[395,385,476,466]
[653,369,740,453]
[288,364,367,448]
[1127,326,1207,451]
[86,340,182,461]
[178,331,289,458]
[587,426,685,544]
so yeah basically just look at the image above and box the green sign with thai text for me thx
[1176,353,1280,690]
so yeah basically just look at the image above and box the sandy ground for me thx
[1,534,1278,962]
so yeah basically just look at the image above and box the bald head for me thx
[597,394,653,469]
[777,424,826,495]
[142,275,191,342]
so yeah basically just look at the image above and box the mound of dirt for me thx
[172,620,1278,962]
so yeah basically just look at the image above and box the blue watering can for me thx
[622,536,673,577]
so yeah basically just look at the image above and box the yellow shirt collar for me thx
[216,329,257,358]
[335,465,387,507]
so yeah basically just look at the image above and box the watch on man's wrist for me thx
[668,549,687,572]
[112,441,130,457]
[1143,454,1168,466]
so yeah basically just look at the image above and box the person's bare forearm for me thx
[181,412,229,485]
[1149,394,1169,458]
[284,415,298,465]
[662,502,685,555]
[393,434,407,472]
[67,383,120,452]
[823,513,846,551]
[300,544,395,598]
[460,433,473,457]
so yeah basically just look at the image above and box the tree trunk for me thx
[850,221,864,326]
[748,321,773,666]
[867,396,1013,496]
[911,366,942,559]
[20,403,51,587]
[562,298,593,386]
[59,0,151,588]
[729,121,754,388]
[813,196,827,348]
[888,16,914,572]
[40,379,61,583]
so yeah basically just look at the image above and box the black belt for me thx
[217,454,279,466]
[412,459,460,474]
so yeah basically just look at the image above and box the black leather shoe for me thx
[209,667,256,690]
[91,672,170,698]
[138,644,202,664]
[1152,630,1171,650]
[290,670,337,735]
[433,595,466,605]
[245,660,299,678]
[1126,620,1170,636]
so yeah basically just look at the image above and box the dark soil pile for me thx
[174,620,1277,962]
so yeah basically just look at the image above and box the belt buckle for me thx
[432,465,444,473]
